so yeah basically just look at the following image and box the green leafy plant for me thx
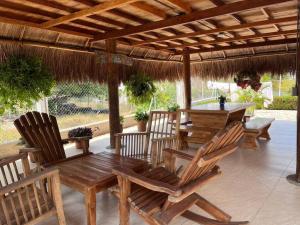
[235,86,269,115]
[218,95,227,104]
[134,111,149,122]
[0,55,55,115]
[124,74,156,106]
[68,127,93,138]
[119,116,125,125]
[268,96,297,110]
[167,103,180,112]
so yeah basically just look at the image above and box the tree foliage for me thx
[0,55,54,115]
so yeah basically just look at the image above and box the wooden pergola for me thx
[0,0,299,180]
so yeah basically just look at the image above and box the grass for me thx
[0,103,134,144]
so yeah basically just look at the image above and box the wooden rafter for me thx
[159,29,297,50]
[175,38,296,55]
[163,0,192,13]
[41,0,138,28]
[132,16,296,46]
[92,0,293,42]
[131,2,167,19]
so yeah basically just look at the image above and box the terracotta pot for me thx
[75,139,90,150]
[168,112,177,122]
[137,120,147,132]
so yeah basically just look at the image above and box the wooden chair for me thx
[0,153,66,225]
[14,111,91,167]
[113,122,248,225]
[115,111,177,168]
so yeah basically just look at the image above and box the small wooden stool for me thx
[242,117,275,149]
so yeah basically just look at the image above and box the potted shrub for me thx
[68,127,93,150]
[134,111,149,132]
[120,116,124,132]
[167,103,180,121]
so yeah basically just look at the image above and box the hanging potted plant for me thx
[124,73,156,106]
[167,103,180,122]
[0,54,55,115]
[234,69,262,92]
[68,127,93,150]
[134,111,149,132]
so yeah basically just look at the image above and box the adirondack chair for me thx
[0,153,66,225]
[113,121,248,225]
[14,111,91,166]
[115,111,177,168]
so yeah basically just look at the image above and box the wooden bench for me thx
[242,117,275,149]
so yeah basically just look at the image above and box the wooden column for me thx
[287,0,300,184]
[183,48,192,109]
[106,39,121,148]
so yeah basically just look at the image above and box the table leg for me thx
[85,188,96,225]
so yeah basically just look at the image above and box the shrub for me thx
[134,111,149,121]
[68,127,93,138]
[268,96,297,110]
[167,103,180,112]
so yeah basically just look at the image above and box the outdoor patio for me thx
[36,119,298,225]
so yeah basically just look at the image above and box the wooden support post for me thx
[287,0,300,185]
[106,39,121,148]
[183,48,191,109]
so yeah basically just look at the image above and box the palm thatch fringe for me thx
[0,43,296,83]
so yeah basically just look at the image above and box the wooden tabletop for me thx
[52,152,149,192]
[191,103,255,114]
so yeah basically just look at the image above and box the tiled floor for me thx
[40,120,299,225]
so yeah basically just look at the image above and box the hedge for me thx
[267,96,297,110]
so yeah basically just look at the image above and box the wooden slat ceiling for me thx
[0,0,297,62]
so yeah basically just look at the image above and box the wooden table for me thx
[52,152,149,225]
[178,103,254,147]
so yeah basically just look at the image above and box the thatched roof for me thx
[0,0,297,82]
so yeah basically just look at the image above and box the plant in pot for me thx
[68,127,93,150]
[134,111,149,132]
[0,54,55,115]
[218,95,227,109]
[234,69,262,92]
[120,116,125,133]
[167,103,180,121]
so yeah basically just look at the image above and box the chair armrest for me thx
[115,132,148,137]
[163,148,194,161]
[0,168,59,195]
[113,167,181,196]
[19,147,41,154]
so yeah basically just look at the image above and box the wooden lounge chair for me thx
[0,153,66,225]
[14,111,91,166]
[115,111,177,168]
[113,121,248,225]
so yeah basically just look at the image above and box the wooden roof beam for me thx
[175,38,296,55]
[131,2,167,19]
[131,16,296,46]
[261,8,281,31]
[161,29,296,50]
[163,0,192,13]
[41,0,138,28]
[92,0,293,42]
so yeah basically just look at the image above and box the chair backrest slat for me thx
[178,122,244,187]
[14,111,66,164]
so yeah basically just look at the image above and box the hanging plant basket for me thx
[124,73,156,106]
[0,54,55,114]
[234,69,262,92]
